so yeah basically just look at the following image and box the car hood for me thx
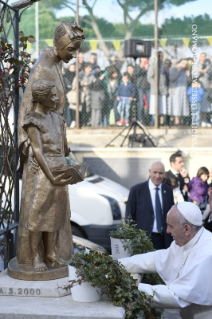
[70,174,129,202]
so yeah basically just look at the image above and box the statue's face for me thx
[58,40,82,63]
[43,86,59,110]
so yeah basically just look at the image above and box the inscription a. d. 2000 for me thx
[0,288,41,295]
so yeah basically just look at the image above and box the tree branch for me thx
[92,0,98,10]
[80,16,92,27]
[61,3,76,15]
[82,0,110,56]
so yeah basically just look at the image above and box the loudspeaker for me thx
[124,39,152,58]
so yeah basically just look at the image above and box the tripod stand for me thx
[105,57,157,148]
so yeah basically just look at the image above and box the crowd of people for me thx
[63,51,212,128]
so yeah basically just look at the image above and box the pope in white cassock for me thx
[119,202,212,319]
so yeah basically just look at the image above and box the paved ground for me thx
[162,309,181,319]
[66,127,212,148]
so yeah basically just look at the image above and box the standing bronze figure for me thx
[8,21,85,280]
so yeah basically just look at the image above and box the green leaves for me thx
[110,218,155,256]
[65,250,161,319]
[110,218,164,287]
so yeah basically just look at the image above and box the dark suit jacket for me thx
[126,180,174,248]
[164,170,189,201]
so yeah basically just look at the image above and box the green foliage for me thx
[110,218,154,255]
[19,1,212,43]
[19,3,60,40]
[110,219,164,286]
[160,14,212,37]
[0,29,32,88]
[65,251,161,319]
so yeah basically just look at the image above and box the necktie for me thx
[155,187,163,234]
[176,174,180,187]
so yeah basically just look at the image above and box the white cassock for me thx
[119,227,212,319]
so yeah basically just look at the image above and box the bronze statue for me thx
[8,21,85,280]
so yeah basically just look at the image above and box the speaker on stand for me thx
[105,39,157,148]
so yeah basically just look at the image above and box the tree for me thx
[43,0,197,56]
[20,3,61,41]
[160,14,212,37]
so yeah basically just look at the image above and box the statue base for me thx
[8,257,68,281]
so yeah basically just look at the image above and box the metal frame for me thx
[0,0,19,270]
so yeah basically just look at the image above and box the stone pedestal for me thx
[0,270,70,298]
[0,270,125,318]
[0,295,125,319]
[8,257,68,281]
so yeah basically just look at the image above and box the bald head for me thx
[149,161,165,186]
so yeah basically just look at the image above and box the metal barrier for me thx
[63,38,212,129]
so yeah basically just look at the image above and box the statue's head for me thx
[54,21,85,63]
[32,79,58,110]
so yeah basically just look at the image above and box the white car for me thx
[67,153,129,251]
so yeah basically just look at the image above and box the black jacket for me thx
[126,180,174,249]
[164,170,189,201]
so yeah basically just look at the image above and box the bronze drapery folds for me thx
[8,21,85,281]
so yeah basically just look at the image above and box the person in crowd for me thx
[120,202,212,319]
[78,62,95,126]
[126,64,135,84]
[164,58,172,89]
[63,63,76,127]
[89,52,100,72]
[126,161,174,250]
[108,54,123,73]
[78,52,85,71]
[164,152,190,202]
[187,80,204,126]
[147,51,168,126]
[197,52,212,127]
[168,59,189,126]
[204,188,212,232]
[186,57,194,87]
[165,175,184,204]
[102,65,121,125]
[207,166,212,189]
[90,66,105,127]
[188,166,209,204]
[163,58,172,126]
[116,72,134,126]
[137,58,150,124]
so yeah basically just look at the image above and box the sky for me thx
[55,0,212,26]
[8,0,212,26]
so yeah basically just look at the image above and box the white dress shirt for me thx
[148,179,163,233]
[170,167,187,199]
[170,167,180,187]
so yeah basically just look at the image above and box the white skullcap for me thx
[177,202,202,226]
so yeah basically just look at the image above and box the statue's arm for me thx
[28,126,56,183]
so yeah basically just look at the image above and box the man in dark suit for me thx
[126,161,174,250]
[164,152,190,201]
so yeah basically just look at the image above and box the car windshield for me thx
[66,152,94,178]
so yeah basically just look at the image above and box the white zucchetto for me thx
[177,202,202,226]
